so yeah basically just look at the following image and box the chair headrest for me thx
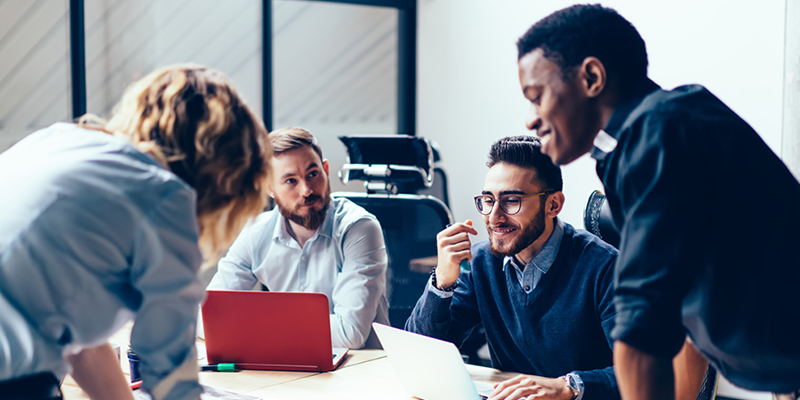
[583,190,620,248]
[338,135,434,193]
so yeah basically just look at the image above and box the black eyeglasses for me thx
[473,191,552,216]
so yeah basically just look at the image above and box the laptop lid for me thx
[201,290,347,372]
[372,323,491,400]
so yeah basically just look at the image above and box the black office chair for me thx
[416,141,450,208]
[334,135,454,328]
[583,190,717,400]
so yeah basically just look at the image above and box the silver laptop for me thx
[372,323,494,400]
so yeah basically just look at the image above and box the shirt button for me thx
[301,256,306,260]
[524,285,531,291]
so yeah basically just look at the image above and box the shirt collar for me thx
[272,199,336,245]
[502,217,564,274]
[591,78,661,161]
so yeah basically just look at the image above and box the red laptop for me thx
[201,290,348,372]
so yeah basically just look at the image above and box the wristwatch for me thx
[561,374,579,400]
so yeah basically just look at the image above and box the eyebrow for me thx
[280,162,320,180]
[481,189,526,196]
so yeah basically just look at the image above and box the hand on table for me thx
[435,220,478,289]
[488,374,574,400]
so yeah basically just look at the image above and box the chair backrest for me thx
[583,190,620,249]
[333,192,453,328]
[334,135,454,328]
[417,166,449,208]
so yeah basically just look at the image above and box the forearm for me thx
[404,281,454,338]
[66,343,135,400]
[614,340,674,400]
[673,339,708,400]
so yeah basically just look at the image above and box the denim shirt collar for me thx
[591,78,661,162]
[502,217,564,275]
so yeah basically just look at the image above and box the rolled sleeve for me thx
[330,217,388,349]
[129,188,204,400]
[610,114,702,359]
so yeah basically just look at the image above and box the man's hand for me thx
[435,220,478,289]
[489,374,574,400]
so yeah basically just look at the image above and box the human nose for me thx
[299,180,314,196]
[525,104,541,133]
[487,201,506,225]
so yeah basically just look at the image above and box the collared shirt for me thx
[593,78,800,393]
[0,124,204,400]
[503,218,564,293]
[207,197,389,349]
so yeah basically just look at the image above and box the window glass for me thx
[84,0,262,118]
[273,0,398,191]
[0,0,72,152]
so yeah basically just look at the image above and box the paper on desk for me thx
[133,384,261,400]
[196,341,206,360]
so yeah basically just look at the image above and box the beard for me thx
[488,205,547,258]
[275,184,331,231]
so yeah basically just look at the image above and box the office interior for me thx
[1,0,798,399]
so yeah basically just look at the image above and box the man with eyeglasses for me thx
[406,136,620,400]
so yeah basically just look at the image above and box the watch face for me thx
[567,374,577,388]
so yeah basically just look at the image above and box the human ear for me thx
[546,191,565,218]
[580,57,607,98]
[323,159,330,176]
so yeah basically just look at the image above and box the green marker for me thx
[199,363,237,372]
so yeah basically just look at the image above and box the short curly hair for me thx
[517,4,648,88]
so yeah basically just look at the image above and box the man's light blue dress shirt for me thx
[206,197,389,349]
[0,124,204,400]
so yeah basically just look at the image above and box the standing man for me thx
[407,136,620,400]
[205,127,389,349]
[517,4,800,399]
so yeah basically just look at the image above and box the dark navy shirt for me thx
[593,79,800,393]
[406,222,620,399]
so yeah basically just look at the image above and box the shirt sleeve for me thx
[206,223,259,291]
[329,217,388,349]
[128,187,204,400]
[610,112,704,359]
[405,269,482,347]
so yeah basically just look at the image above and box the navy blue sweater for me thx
[406,223,619,399]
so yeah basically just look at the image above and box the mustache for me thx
[302,194,323,205]
[488,223,517,230]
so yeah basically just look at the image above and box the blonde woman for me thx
[0,65,270,400]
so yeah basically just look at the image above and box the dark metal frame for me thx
[262,0,416,135]
[69,0,87,119]
[68,0,414,134]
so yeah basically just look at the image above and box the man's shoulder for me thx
[629,84,736,133]
[240,208,281,238]
[331,197,381,232]
[560,222,618,264]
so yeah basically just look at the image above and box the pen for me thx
[199,363,237,372]
[130,380,142,390]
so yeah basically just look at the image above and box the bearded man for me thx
[406,136,619,400]
[206,127,389,349]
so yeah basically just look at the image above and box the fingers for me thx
[489,375,545,400]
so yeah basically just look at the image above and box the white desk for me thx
[62,323,516,400]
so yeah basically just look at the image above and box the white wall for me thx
[417,0,786,243]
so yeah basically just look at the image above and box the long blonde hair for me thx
[83,65,270,262]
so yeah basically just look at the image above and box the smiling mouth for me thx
[491,227,517,235]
